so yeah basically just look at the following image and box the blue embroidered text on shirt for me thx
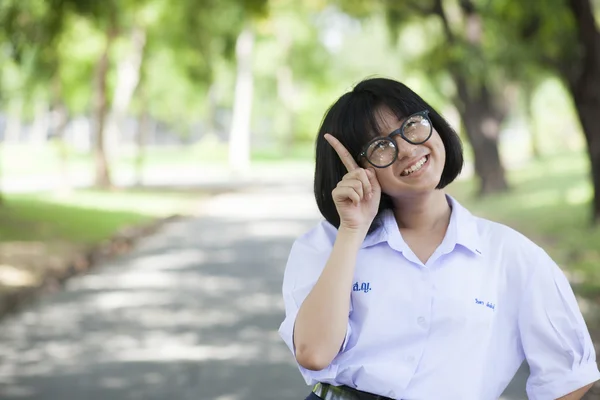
[353,282,371,293]
[475,298,495,311]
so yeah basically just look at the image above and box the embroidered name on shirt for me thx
[353,282,371,293]
[475,298,495,311]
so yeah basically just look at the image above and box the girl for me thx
[278,78,599,400]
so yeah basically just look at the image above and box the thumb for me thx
[366,168,381,192]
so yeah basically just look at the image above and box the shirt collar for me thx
[360,194,483,256]
[445,195,483,256]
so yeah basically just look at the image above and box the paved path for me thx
[0,184,528,399]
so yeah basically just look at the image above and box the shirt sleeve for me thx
[518,246,600,400]
[278,223,353,385]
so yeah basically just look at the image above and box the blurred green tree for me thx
[225,0,268,172]
[496,0,600,224]
[62,0,135,189]
[0,0,74,200]
[132,0,268,173]
[337,0,512,195]
[397,0,514,195]
[251,0,333,155]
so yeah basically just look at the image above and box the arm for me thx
[288,133,380,372]
[293,227,366,371]
[556,383,594,399]
[518,246,600,400]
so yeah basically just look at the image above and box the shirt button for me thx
[406,355,415,363]
[417,317,427,327]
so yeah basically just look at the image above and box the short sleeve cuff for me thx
[278,310,297,355]
[278,311,352,357]
[278,312,352,385]
[526,361,600,400]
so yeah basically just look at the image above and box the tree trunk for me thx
[432,0,509,195]
[106,26,146,160]
[572,96,600,224]
[523,85,541,160]
[205,83,218,137]
[92,29,117,189]
[455,78,509,195]
[135,93,149,187]
[277,65,295,156]
[5,98,23,143]
[53,102,71,195]
[0,143,3,205]
[50,75,72,195]
[567,0,600,224]
[276,25,295,156]
[228,27,255,173]
[31,100,50,145]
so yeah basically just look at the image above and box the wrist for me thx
[337,225,369,243]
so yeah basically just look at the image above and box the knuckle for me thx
[356,170,368,184]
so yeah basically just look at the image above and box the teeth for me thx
[403,156,427,176]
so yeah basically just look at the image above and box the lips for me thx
[400,155,430,177]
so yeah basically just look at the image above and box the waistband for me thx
[312,382,394,400]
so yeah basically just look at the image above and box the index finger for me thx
[324,133,360,171]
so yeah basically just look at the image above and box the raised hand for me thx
[324,133,382,233]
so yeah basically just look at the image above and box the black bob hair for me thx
[314,77,464,233]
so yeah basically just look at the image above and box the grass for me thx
[0,189,206,245]
[0,142,316,180]
[1,143,598,299]
[448,151,600,299]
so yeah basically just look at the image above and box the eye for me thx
[404,123,418,138]
[371,140,390,151]
[403,116,430,141]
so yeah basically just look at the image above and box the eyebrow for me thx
[384,113,422,136]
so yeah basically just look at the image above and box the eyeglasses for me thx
[358,110,432,168]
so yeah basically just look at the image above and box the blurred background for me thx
[0,0,599,399]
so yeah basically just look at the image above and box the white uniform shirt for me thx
[279,195,600,399]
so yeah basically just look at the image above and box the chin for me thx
[383,181,441,199]
[384,173,443,197]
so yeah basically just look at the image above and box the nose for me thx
[394,135,417,161]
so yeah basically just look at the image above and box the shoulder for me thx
[471,213,555,276]
[450,195,544,261]
[292,219,338,252]
[282,220,342,291]
[475,216,539,252]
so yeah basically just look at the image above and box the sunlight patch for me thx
[0,264,37,287]
[245,221,311,238]
[565,184,592,205]
[115,343,261,363]
[519,189,561,209]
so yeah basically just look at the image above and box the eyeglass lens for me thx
[365,114,431,167]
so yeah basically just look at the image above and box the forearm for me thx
[556,382,594,399]
[293,227,366,370]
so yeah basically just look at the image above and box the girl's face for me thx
[359,107,446,198]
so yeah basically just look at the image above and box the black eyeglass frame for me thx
[358,110,432,169]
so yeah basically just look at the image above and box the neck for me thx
[392,190,451,232]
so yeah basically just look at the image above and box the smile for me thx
[401,155,429,177]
